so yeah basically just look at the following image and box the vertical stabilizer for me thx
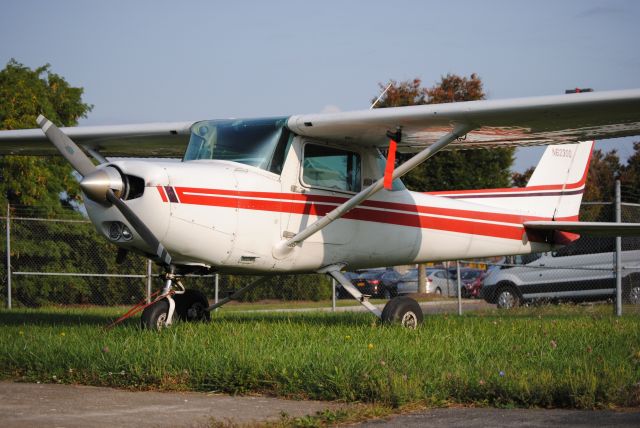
[526,141,593,219]
[427,141,594,220]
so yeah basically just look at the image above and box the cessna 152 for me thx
[1,89,640,329]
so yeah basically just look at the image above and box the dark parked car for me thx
[347,268,402,299]
[458,269,485,298]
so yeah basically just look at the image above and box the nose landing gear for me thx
[140,271,210,330]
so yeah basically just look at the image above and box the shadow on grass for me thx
[0,311,117,326]
[0,303,611,329]
[0,308,375,328]
[214,311,375,327]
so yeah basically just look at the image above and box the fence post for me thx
[456,260,462,316]
[615,180,622,317]
[146,259,152,304]
[214,274,219,311]
[6,204,11,309]
[331,278,336,311]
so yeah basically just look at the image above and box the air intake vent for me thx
[123,175,145,200]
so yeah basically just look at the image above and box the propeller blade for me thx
[36,114,173,267]
[106,190,172,266]
[36,115,96,177]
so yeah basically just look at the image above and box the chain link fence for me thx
[0,204,332,308]
[2,191,639,315]
[454,197,640,315]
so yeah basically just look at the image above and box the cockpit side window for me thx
[302,144,361,192]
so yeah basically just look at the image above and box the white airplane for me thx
[1,89,640,329]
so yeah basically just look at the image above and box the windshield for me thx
[183,117,288,170]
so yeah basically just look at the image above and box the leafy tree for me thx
[0,59,93,210]
[620,142,640,203]
[511,166,534,188]
[372,74,514,191]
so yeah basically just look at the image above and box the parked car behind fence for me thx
[397,267,485,297]
[338,268,401,299]
[481,236,640,309]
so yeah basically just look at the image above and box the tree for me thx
[621,142,640,203]
[511,167,534,188]
[0,59,93,210]
[0,60,128,307]
[372,74,514,191]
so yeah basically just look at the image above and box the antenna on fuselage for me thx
[370,83,393,109]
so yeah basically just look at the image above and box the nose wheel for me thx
[141,299,171,330]
[140,272,210,330]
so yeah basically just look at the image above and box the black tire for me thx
[141,299,170,330]
[496,286,520,309]
[622,274,640,305]
[381,296,423,328]
[435,287,442,295]
[624,285,640,305]
[383,288,392,300]
[173,289,211,322]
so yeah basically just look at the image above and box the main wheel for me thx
[435,287,442,295]
[173,289,211,322]
[141,299,170,330]
[496,286,520,309]
[381,296,423,328]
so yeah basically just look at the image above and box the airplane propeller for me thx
[36,115,172,266]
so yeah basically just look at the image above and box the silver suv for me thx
[481,236,640,308]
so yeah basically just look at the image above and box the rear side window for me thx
[302,144,361,192]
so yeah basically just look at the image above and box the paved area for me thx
[359,407,640,427]
[0,381,339,427]
[3,382,638,428]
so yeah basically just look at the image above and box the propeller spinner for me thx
[36,115,172,266]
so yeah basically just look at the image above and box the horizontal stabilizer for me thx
[524,221,640,237]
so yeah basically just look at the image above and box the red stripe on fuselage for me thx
[175,187,575,224]
[156,186,168,202]
[171,187,578,241]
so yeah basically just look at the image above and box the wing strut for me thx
[274,123,473,257]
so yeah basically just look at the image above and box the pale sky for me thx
[1,0,639,172]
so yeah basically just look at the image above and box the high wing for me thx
[0,122,193,156]
[1,89,640,157]
[288,89,640,151]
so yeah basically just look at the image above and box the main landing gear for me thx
[141,265,423,330]
[321,265,424,328]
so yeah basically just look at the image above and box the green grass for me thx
[217,295,450,311]
[0,306,639,409]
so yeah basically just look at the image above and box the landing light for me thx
[109,222,122,241]
[121,225,133,241]
[108,222,133,241]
